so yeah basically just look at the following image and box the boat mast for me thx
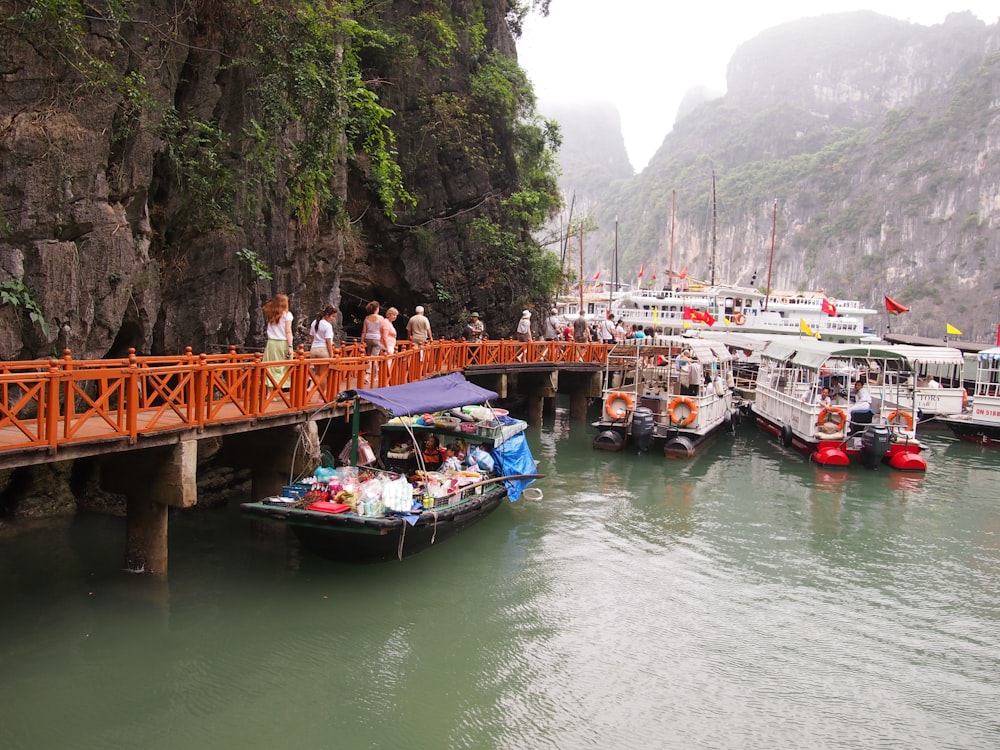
[710,172,717,286]
[668,190,675,288]
[610,215,618,309]
[764,198,777,312]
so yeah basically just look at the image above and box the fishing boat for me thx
[750,339,927,470]
[938,347,1000,445]
[591,337,741,457]
[240,373,540,562]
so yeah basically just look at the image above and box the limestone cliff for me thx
[0,0,560,361]
[555,12,1000,341]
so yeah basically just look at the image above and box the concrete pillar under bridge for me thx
[557,371,604,422]
[100,440,199,576]
[225,422,323,502]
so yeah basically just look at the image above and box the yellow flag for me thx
[800,318,821,339]
[653,307,658,325]
[946,323,962,335]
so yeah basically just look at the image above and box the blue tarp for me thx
[490,432,537,502]
[347,372,499,417]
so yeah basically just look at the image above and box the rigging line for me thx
[390,191,499,228]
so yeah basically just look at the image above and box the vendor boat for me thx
[240,373,540,562]
[591,337,742,457]
[938,347,1000,445]
[750,339,927,470]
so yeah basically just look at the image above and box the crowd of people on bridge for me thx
[263,295,663,360]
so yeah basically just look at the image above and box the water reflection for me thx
[2,404,1000,749]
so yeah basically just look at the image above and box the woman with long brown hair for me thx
[263,293,293,388]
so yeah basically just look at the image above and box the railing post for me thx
[196,353,208,429]
[250,352,263,417]
[45,357,60,451]
[60,349,74,446]
[127,349,139,441]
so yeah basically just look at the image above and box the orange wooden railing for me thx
[0,339,611,458]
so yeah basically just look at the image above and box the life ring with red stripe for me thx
[732,312,746,326]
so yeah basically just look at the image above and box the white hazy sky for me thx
[518,2,999,171]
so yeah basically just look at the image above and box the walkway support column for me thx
[100,440,198,576]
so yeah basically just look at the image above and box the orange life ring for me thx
[604,391,633,420]
[733,312,746,326]
[886,410,914,430]
[667,396,698,427]
[817,406,847,430]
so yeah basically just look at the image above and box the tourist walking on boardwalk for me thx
[406,305,432,344]
[362,300,385,355]
[544,307,560,340]
[516,310,533,342]
[263,293,294,389]
[308,304,337,400]
[381,307,399,354]
[596,311,615,343]
[572,313,590,342]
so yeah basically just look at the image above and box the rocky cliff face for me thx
[556,11,1000,341]
[1,0,555,363]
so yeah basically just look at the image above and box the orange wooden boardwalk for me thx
[1,340,611,468]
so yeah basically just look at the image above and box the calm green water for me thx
[2,407,999,750]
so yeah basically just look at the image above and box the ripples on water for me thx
[1,414,999,749]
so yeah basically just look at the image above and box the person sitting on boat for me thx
[849,377,874,425]
[441,443,463,472]
[811,386,833,408]
[421,434,446,470]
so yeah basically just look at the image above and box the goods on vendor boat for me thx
[240,373,540,562]
[750,339,927,471]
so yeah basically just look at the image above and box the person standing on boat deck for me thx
[362,300,385,355]
[516,310,533,342]
[406,305,432,344]
[544,308,560,340]
[572,313,590,342]
[850,377,874,424]
[818,387,832,408]
[263,293,294,388]
[466,312,485,343]
[687,354,703,396]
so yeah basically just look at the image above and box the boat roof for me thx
[759,338,914,368]
[884,332,993,354]
[343,373,499,417]
[978,347,1000,361]
[883,345,965,366]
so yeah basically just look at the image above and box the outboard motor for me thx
[630,407,655,454]
[860,424,891,469]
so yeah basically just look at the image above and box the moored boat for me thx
[591,338,741,457]
[610,282,879,342]
[240,373,540,561]
[938,347,1000,445]
[750,339,927,471]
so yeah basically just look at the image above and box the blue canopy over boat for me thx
[343,372,499,417]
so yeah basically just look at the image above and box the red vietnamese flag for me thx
[593,269,601,280]
[821,298,837,316]
[683,307,716,327]
[678,266,688,279]
[637,263,644,279]
[884,295,910,314]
